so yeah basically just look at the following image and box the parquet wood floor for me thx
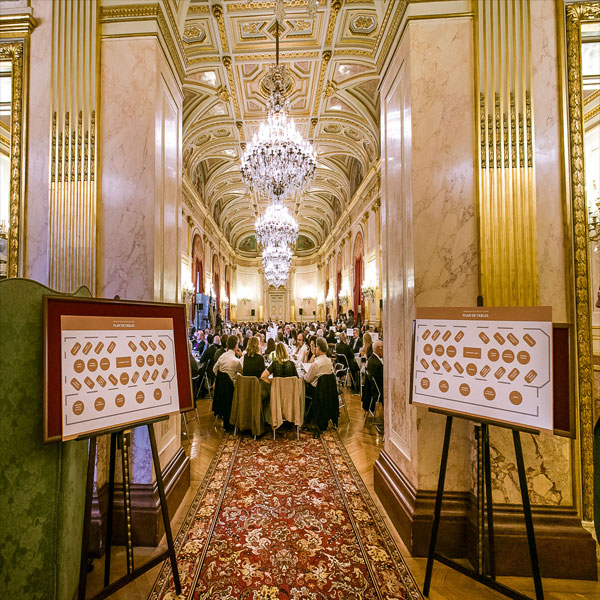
[85,390,600,600]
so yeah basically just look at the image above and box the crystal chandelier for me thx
[240,12,317,200]
[262,243,292,288]
[255,202,299,248]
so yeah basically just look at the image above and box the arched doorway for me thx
[353,231,365,326]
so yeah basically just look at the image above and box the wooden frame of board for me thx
[43,296,194,443]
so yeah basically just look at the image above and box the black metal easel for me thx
[422,411,544,600]
[77,417,182,600]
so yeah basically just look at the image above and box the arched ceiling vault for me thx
[180,0,393,257]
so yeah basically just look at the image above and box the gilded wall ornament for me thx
[564,1,600,522]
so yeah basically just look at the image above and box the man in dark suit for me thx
[349,328,362,354]
[367,340,383,401]
[336,332,360,392]
[203,334,219,383]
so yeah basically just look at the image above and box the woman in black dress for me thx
[242,336,265,378]
[261,342,298,380]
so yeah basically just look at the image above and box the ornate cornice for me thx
[100,2,186,82]
[319,161,381,260]
[0,11,37,36]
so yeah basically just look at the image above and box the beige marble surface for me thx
[98,38,158,301]
[25,0,53,285]
[530,0,569,323]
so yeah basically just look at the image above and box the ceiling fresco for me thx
[180,0,399,257]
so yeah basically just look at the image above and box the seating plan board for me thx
[412,307,553,431]
[60,315,180,440]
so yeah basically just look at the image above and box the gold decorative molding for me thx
[375,0,408,72]
[583,103,600,122]
[222,56,241,119]
[212,5,229,53]
[312,50,331,115]
[49,1,98,292]
[583,88,600,106]
[564,1,600,523]
[0,12,37,37]
[0,42,24,278]
[476,0,538,307]
[325,0,342,46]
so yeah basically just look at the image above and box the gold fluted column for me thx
[49,0,98,293]
[476,0,538,306]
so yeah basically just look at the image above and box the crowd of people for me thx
[188,316,384,435]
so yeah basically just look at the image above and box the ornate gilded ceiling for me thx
[180,0,398,257]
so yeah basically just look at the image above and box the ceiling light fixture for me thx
[240,7,317,201]
[255,203,299,249]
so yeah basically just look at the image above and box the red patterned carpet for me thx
[149,429,423,600]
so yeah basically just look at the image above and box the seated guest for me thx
[325,328,337,345]
[306,335,318,363]
[305,338,334,391]
[265,337,276,361]
[367,340,384,399]
[242,336,265,378]
[336,332,360,392]
[214,334,228,362]
[261,342,298,380]
[202,334,218,383]
[349,328,362,354]
[360,332,373,360]
[295,332,309,363]
[213,335,242,382]
[192,330,206,355]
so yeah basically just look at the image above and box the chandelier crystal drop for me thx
[255,202,299,248]
[240,14,317,200]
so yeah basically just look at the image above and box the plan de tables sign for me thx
[44,296,194,442]
[411,306,553,431]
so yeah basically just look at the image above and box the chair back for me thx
[231,375,264,436]
[270,377,305,429]
[337,353,350,370]
[313,373,339,431]
[212,370,235,422]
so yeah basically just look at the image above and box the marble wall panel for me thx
[380,28,421,486]
[98,38,157,301]
[489,428,572,506]
[25,0,53,285]
[409,18,478,491]
[409,17,478,310]
[530,0,569,324]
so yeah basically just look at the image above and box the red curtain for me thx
[353,256,363,320]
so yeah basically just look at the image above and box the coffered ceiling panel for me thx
[179,0,396,257]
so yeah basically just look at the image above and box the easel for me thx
[423,410,544,600]
[77,417,182,600]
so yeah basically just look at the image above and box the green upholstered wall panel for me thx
[0,279,90,599]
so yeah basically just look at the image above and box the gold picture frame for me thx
[0,35,27,279]
[561,0,600,522]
